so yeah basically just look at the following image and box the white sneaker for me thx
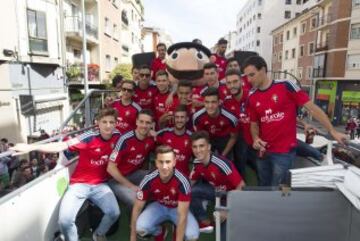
[92,233,107,241]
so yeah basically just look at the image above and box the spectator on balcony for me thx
[151,43,167,80]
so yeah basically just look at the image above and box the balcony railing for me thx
[66,64,100,83]
[312,67,325,78]
[65,16,98,40]
[316,14,332,28]
[315,40,329,52]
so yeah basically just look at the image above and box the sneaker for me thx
[154,225,168,241]
[199,220,214,233]
[92,233,107,241]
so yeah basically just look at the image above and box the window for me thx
[301,22,307,34]
[308,42,315,55]
[292,48,296,58]
[106,55,111,71]
[353,0,360,7]
[286,0,292,4]
[257,26,261,33]
[300,45,304,57]
[307,66,313,78]
[310,17,317,29]
[258,0,262,6]
[296,0,302,4]
[297,68,303,79]
[293,27,297,37]
[256,40,260,46]
[27,9,48,53]
[279,52,282,61]
[285,11,291,19]
[113,24,119,40]
[280,34,283,43]
[274,36,278,45]
[114,57,119,67]
[351,23,360,39]
[104,17,111,36]
[286,30,290,40]
[258,13,262,19]
[73,49,81,59]
[347,54,360,69]
[131,32,134,43]
[285,50,289,59]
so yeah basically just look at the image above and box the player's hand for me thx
[253,138,267,151]
[165,93,174,107]
[329,129,348,146]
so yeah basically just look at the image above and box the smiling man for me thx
[130,145,199,241]
[107,109,155,208]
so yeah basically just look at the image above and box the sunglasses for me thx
[140,73,151,78]
[121,87,134,93]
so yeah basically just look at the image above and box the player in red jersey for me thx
[107,109,155,208]
[111,80,141,133]
[11,108,121,241]
[225,57,253,92]
[211,38,228,80]
[223,69,257,179]
[130,145,199,241]
[192,87,238,159]
[133,65,158,110]
[243,56,347,186]
[151,43,167,80]
[154,70,178,129]
[189,131,244,236]
[156,105,193,176]
[202,62,229,101]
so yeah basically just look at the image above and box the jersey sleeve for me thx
[228,162,243,188]
[284,80,310,106]
[177,173,191,202]
[136,178,151,201]
[66,131,93,152]
[109,136,127,164]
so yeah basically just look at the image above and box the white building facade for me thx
[235,0,317,66]
[142,27,173,53]
[0,0,69,143]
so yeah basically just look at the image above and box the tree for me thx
[111,64,132,80]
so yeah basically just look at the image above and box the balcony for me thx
[121,11,129,26]
[65,16,98,45]
[312,67,325,78]
[315,40,329,52]
[66,63,100,84]
[315,14,332,28]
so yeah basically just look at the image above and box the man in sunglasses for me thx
[133,65,158,110]
[111,80,141,133]
[243,55,347,187]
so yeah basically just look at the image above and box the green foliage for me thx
[110,63,132,80]
[66,64,82,80]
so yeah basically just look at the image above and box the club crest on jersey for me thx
[256,102,260,107]
[211,172,216,179]
[272,94,278,103]
[184,140,189,146]
[125,111,130,116]
[170,188,176,195]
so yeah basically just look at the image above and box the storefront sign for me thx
[342,91,360,102]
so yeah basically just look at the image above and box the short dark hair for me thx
[132,66,139,72]
[140,65,151,72]
[174,104,188,114]
[243,55,268,72]
[191,130,210,144]
[203,62,217,71]
[137,109,154,120]
[96,108,118,121]
[155,145,174,159]
[1,138,8,143]
[227,57,239,65]
[120,80,135,89]
[112,74,123,88]
[156,43,166,50]
[217,38,228,45]
[201,86,219,98]
[225,68,241,78]
[155,70,168,79]
[178,80,192,88]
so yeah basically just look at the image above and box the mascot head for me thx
[166,42,211,84]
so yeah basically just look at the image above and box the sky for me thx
[143,0,247,48]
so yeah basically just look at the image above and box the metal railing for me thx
[64,16,98,40]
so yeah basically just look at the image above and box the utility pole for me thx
[81,0,91,127]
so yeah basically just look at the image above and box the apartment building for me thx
[142,27,173,52]
[312,0,353,124]
[120,0,144,63]
[0,0,69,142]
[235,0,317,66]
[271,5,318,92]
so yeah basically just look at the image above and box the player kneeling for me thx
[130,145,199,241]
